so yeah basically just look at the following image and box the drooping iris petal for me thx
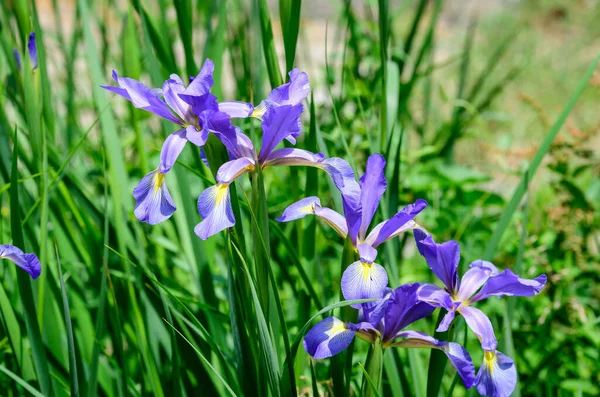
[101,71,181,124]
[455,266,493,302]
[182,59,214,97]
[368,199,427,247]
[357,243,377,264]
[206,113,249,158]
[28,32,38,70]
[414,228,459,294]
[303,316,356,359]
[133,170,176,225]
[218,101,254,118]
[159,129,188,173]
[359,154,387,238]
[258,104,303,161]
[216,157,255,184]
[470,269,547,304]
[341,261,388,308]
[392,330,475,389]
[382,283,436,340]
[416,284,454,312]
[194,184,235,239]
[0,245,41,279]
[163,75,195,124]
[275,197,348,238]
[471,259,500,276]
[475,350,517,397]
[263,148,324,167]
[458,305,498,351]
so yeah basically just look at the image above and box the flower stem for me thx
[361,338,384,397]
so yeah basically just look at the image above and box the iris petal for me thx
[276,197,348,238]
[413,229,460,293]
[258,104,303,161]
[0,245,41,279]
[456,266,493,303]
[358,154,387,239]
[303,316,355,359]
[470,269,547,304]
[459,305,498,351]
[159,129,188,173]
[475,350,517,397]
[133,170,176,225]
[218,101,254,118]
[194,184,235,240]
[366,199,427,248]
[28,32,38,70]
[341,261,388,309]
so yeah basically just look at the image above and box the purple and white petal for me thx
[367,199,427,248]
[470,259,500,276]
[28,33,38,70]
[382,283,436,340]
[216,157,255,184]
[313,206,349,238]
[470,269,547,304]
[458,305,498,351]
[263,148,324,167]
[437,310,457,333]
[159,129,188,173]
[101,71,181,124]
[182,59,214,97]
[413,229,459,294]
[163,75,195,123]
[475,350,517,397]
[0,245,41,279]
[194,184,235,240]
[276,197,321,222]
[258,104,303,161]
[218,101,254,118]
[416,283,454,311]
[455,266,493,303]
[133,170,176,225]
[303,316,356,359]
[358,154,387,239]
[392,331,475,389]
[341,261,388,309]
[185,124,209,147]
[357,243,377,264]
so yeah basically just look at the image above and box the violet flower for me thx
[303,283,476,389]
[277,153,427,306]
[414,229,547,397]
[0,245,41,279]
[102,59,234,224]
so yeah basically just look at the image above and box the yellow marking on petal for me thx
[361,262,373,281]
[250,104,268,119]
[214,183,230,205]
[484,351,497,375]
[300,204,316,214]
[154,172,165,194]
[326,322,347,336]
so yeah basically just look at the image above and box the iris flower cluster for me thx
[100,60,547,397]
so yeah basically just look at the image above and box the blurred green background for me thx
[0,0,599,396]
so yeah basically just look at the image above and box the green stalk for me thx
[256,0,283,88]
[361,338,384,397]
[251,165,270,313]
[426,310,453,397]
[378,0,389,153]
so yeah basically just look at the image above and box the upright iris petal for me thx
[0,245,41,279]
[159,129,188,173]
[358,154,387,239]
[414,228,460,293]
[475,350,517,397]
[133,170,176,225]
[366,199,427,247]
[258,104,303,162]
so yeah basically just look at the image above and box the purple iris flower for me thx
[102,59,235,224]
[13,32,38,71]
[0,245,41,279]
[277,153,427,306]
[414,229,547,397]
[195,75,354,239]
[303,283,476,389]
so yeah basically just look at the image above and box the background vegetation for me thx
[0,0,599,396]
